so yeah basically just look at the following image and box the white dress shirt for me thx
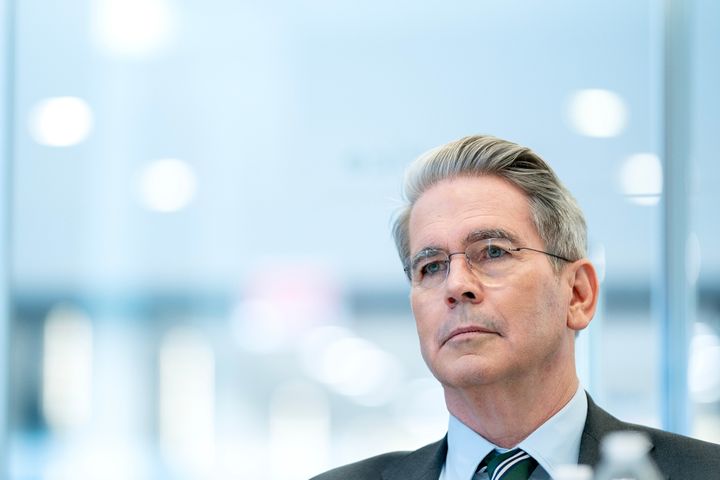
[439,385,588,480]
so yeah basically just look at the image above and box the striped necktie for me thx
[476,448,538,480]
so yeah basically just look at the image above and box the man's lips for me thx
[442,325,498,345]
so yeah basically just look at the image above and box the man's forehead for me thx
[407,175,536,252]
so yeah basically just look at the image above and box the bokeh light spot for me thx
[689,323,720,404]
[138,158,197,212]
[567,89,628,138]
[619,153,662,205]
[29,97,94,147]
[92,0,176,58]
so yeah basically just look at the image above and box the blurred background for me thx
[0,0,719,479]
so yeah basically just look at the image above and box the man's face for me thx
[408,175,576,390]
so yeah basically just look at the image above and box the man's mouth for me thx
[443,325,498,345]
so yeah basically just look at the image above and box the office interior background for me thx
[0,0,719,479]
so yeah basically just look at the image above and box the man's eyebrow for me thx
[408,229,520,269]
[409,246,444,270]
[465,229,520,244]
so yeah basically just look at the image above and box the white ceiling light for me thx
[92,0,176,58]
[567,89,628,138]
[619,153,662,206]
[29,96,94,147]
[138,158,197,212]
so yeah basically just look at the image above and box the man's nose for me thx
[444,254,483,308]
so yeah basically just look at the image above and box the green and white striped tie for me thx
[476,448,538,480]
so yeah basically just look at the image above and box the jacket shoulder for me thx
[627,422,720,471]
[583,395,720,478]
[309,438,447,480]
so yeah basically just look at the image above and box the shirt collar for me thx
[443,385,588,480]
[517,385,587,477]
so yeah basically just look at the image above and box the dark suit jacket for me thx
[310,394,720,479]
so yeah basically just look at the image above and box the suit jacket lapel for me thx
[381,437,447,480]
[578,394,605,466]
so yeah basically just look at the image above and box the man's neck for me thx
[444,370,579,448]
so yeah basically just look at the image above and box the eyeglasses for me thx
[405,237,572,289]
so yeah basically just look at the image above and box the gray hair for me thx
[392,135,587,276]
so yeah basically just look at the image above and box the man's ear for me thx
[566,259,599,331]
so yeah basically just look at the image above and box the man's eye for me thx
[422,261,447,276]
[486,245,508,259]
[469,243,511,262]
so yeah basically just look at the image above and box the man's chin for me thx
[431,356,499,389]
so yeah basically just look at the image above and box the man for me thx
[311,135,720,479]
